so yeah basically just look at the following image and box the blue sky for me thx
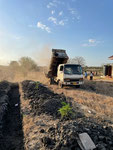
[0,0,113,66]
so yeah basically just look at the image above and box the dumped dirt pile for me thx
[22,80,67,117]
[22,80,113,150]
[40,119,113,150]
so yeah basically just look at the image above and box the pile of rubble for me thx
[22,80,67,117]
[22,80,113,150]
[40,119,113,150]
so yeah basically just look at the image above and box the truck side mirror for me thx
[60,66,63,71]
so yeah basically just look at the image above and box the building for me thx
[103,55,113,77]
[108,55,113,60]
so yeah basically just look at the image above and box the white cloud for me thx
[46,1,80,30]
[59,20,65,26]
[89,39,96,43]
[69,8,76,15]
[46,1,80,29]
[51,10,55,15]
[47,0,64,9]
[48,17,57,24]
[37,22,51,33]
[69,8,80,21]
[47,2,57,8]
[82,39,103,47]
[48,17,66,26]
[59,11,63,16]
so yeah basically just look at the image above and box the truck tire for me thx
[50,78,54,85]
[76,85,80,88]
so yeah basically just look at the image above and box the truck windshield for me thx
[64,65,82,75]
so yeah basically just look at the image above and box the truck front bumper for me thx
[63,81,83,85]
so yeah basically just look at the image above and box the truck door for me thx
[57,65,64,81]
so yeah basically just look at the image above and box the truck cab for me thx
[47,49,84,87]
[57,64,83,87]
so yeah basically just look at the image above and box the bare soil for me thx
[1,71,113,149]
[21,80,113,150]
[0,82,24,150]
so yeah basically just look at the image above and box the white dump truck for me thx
[47,49,84,88]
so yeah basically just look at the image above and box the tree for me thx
[68,56,86,67]
[9,61,19,68]
[9,61,20,72]
[19,57,38,76]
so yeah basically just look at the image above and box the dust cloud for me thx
[33,45,52,67]
[0,45,52,83]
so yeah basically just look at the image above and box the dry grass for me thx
[1,67,113,122]
[12,70,113,149]
[47,81,113,121]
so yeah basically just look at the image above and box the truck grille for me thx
[64,79,80,82]
[70,79,79,82]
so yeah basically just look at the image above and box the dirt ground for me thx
[0,82,24,150]
[1,71,113,122]
[10,71,113,122]
[1,71,113,149]
[4,86,24,150]
[20,80,113,149]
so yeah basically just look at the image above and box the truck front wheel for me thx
[50,78,54,85]
[76,85,80,88]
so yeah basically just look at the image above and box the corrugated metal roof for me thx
[108,55,113,60]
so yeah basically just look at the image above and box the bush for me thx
[19,57,39,76]
[58,102,73,119]
[35,81,40,89]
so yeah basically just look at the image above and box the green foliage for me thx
[35,81,40,89]
[58,102,73,119]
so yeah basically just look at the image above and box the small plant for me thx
[58,102,73,119]
[35,81,40,89]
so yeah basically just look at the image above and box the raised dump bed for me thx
[47,49,69,78]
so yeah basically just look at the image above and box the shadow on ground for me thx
[1,83,24,150]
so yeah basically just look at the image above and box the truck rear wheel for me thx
[50,78,54,85]
[76,85,80,88]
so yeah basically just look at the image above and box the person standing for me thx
[84,71,87,79]
[90,71,93,80]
